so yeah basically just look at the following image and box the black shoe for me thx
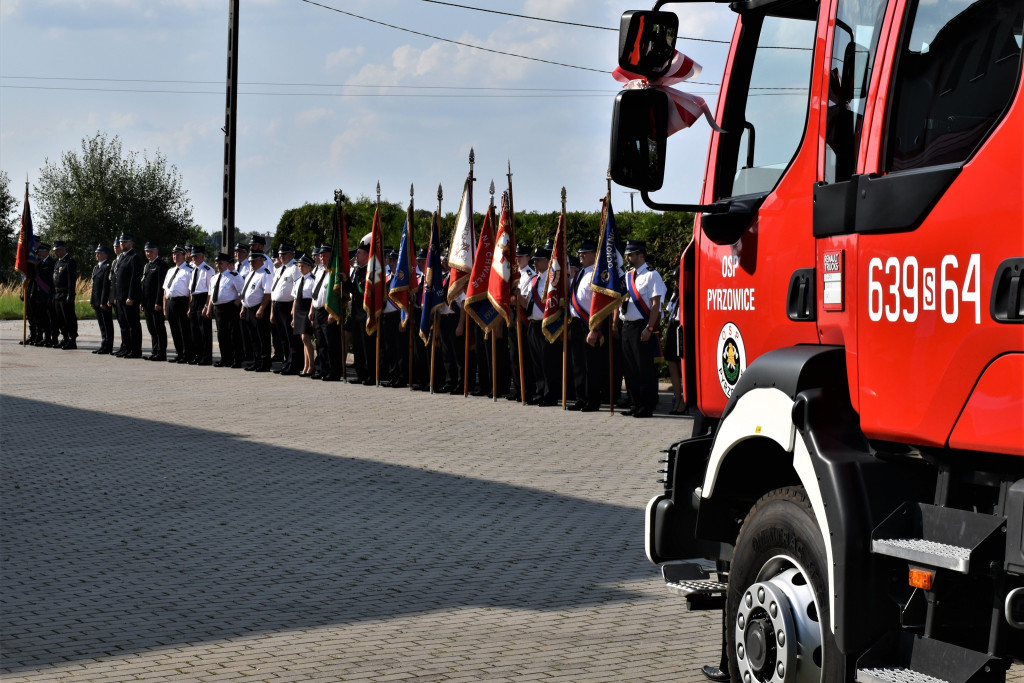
[231,362,243,369]
[322,375,340,382]
[125,352,143,359]
[244,364,258,371]
[310,372,323,380]
[176,357,190,364]
[569,401,586,411]
[390,381,407,389]
[150,355,167,362]
[91,348,102,354]
[363,378,375,386]
[632,408,653,418]
[581,404,600,412]
[701,666,729,681]
[214,361,228,367]
[197,359,212,366]
[279,368,300,376]
[537,398,558,407]
[63,342,77,350]
[470,388,486,397]
[255,365,271,372]
[620,409,635,416]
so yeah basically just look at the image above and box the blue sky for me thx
[1,0,737,235]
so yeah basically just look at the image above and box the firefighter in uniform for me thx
[51,241,78,349]
[568,241,605,411]
[240,251,273,372]
[188,245,215,365]
[141,242,169,361]
[270,244,300,374]
[521,243,559,406]
[204,252,245,368]
[91,244,114,354]
[311,245,344,381]
[162,245,194,363]
[113,234,144,358]
[506,244,535,401]
[345,241,371,384]
[32,242,56,347]
[619,241,665,418]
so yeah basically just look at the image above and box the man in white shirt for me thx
[520,242,559,406]
[205,252,245,368]
[619,240,666,418]
[163,245,194,363]
[240,251,273,372]
[568,241,604,412]
[269,243,301,375]
[188,245,216,365]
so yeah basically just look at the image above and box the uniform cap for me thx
[172,245,187,254]
[249,251,266,262]
[623,240,646,255]
[36,242,51,251]
[416,248,427,259]
[190,245,207,255]
[318,244,333,254]
[144,242,159,251]
[233,242,250,252]
[516,245,532,257]
[278,243,295,254]
[250,234,267,246]
[118,233,134,243]
[215,252,232,263]
[95,244,110,254]
[576,241,597,254]
[298,254,315,267]
[53,240,67,249]
[533,246,551,259]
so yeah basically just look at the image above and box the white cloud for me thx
[325,45,365,70]
[328,111,385,165]
[1,0,22,19]
[295,107,332,126]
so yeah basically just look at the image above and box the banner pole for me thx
[22,280,29,346]
[560,188,568,410]
[506,161,526,406]
[463,310,470,397]
[610,319,616,415]
[492,327,498,402]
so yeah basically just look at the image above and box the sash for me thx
[530,275,544,313]
[570,274,589,322]
[627,270,662,358]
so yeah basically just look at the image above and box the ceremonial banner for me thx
[14,184,36,277]
[418,211,446,344]
[388,203,417,329]
[363,207,386,335]
[446,177,475,304]
[464,204,501,332]
[487,191,516,325]
[541,213,567,343]
[325,204,350,323]
[589,194,626,330]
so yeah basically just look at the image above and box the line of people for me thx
[20,232,688,416]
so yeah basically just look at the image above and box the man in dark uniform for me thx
[619,240,666,418]
[51,241,78,349]
[141,242,169,361]
[568,241,606,411]
[112,234,144,358]
[311,245,344,381]
[31,242,56,347]
[163,245,193,363]
[506,244,535,401]
[344,240,370,383]
[91,244,114,354]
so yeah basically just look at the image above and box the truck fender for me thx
[697,346,919,653]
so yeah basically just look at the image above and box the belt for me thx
[624,319,647,326]
[215,301,239,307]
[169,295,189,301]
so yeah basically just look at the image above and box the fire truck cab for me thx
[609,0,1024,679]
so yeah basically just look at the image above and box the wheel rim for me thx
[734,555,823,683]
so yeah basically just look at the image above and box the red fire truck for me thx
[609,0,1023,679]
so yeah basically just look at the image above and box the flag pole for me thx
[507,161,526,406]
[408,184,415,391]
[463,148,475,398]
[430,184,442,394]
[489,182,498,403]
[334,189,349,383]
[21,180,29,347]
[561,187,569,410]
[375,181,382,388]
[607,174,616,415]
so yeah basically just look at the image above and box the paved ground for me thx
[1,321,1021,682]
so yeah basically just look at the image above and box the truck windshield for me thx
[715,11,816,200]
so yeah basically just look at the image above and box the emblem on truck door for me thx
[717,322,747,397]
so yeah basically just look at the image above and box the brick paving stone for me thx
[2,320,1021,682]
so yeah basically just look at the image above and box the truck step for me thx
[870,502,1005,573]
[856,632,1005,683]
[661,560,727,611]
[857,667,950,683]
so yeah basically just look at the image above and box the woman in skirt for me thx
[291,254,317,376]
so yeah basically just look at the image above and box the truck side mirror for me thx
[618,11,679,79]
[609,88,670,192]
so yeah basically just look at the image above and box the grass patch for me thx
[0,280,96,320]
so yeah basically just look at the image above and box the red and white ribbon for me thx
[613,51,725,136]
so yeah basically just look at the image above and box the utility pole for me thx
[623,190,638,212]
[221,0,240,254]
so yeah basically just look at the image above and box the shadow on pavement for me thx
[1,395,653,671]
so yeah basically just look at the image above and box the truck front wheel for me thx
[726,486,842,682]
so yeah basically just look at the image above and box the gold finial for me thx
[561,186,567,213]
[376,181,381,206]
[489,180,495,197]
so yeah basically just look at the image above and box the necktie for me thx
[190,267,198,293]
[170,266,180,293]
[312,272,326,298]
[243,271,256,301]
[213,273,222,303]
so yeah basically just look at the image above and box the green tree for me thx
[0,171,20,284]
[34,132,194,268]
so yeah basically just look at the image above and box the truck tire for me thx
[726,486,842,682]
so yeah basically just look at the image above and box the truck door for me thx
[817,0,1024,449]
[694,0,822,417]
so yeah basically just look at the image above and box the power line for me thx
[0,84,615,98]
[416,0,615,31]
[293,0,607,73]
[0,75,612,93]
